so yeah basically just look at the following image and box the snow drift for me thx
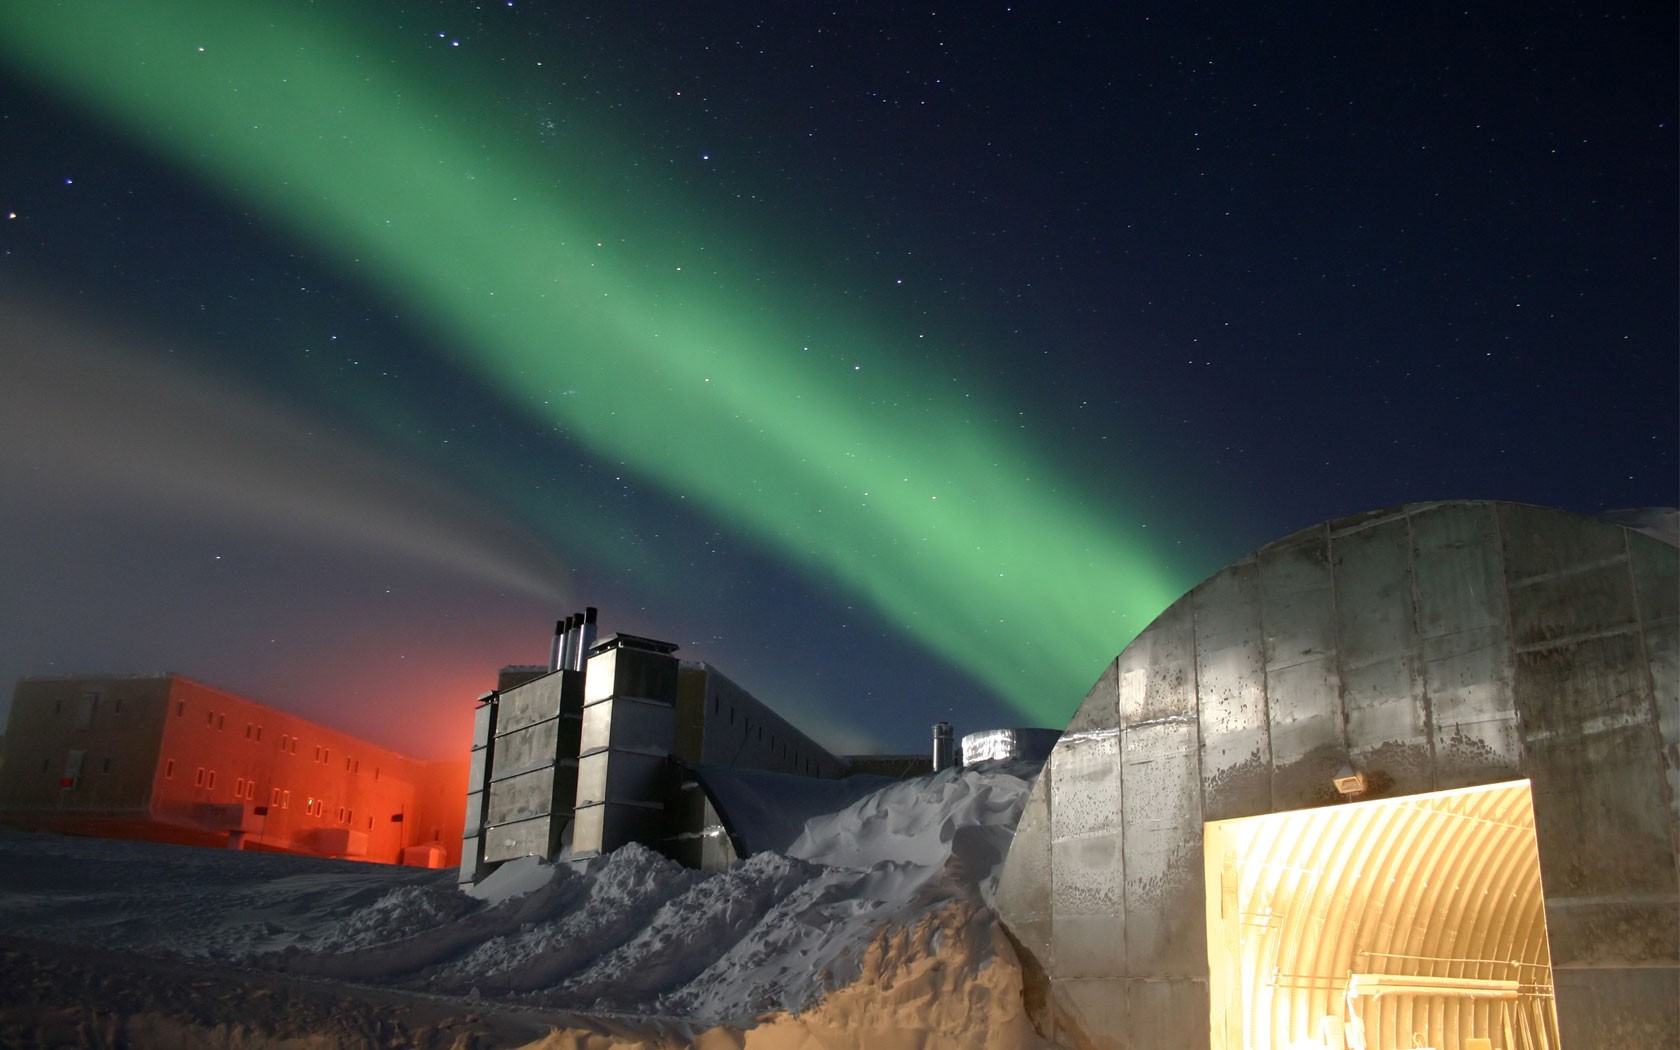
[0,761,1061,1049]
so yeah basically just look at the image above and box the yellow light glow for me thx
[1204,781,1561,1050]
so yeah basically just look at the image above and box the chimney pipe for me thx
[548,619,566,672]
[562,612,582,670]
[932,721,955,772]
[576,607,599,669]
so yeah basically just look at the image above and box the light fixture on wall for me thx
[1332,764,1367,798]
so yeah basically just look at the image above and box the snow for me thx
[0,761,1063,1049]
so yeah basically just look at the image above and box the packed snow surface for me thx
[0,761,1059,1048]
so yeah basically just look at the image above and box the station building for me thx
[994,500,1677,1050]
[463,611,960,884]
[0,673,466,866]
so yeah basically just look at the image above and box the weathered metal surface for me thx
[1195,559,1269,822]
[583,646,679,706]
[486,765,557,827]
[498,674,567,734]
[993,500,1680,1050]
[492,718,560,780]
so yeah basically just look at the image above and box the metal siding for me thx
[1195,560,1271,822]
[497,675,565,734]
[492,718,560,779]
[1259,529,1345,809]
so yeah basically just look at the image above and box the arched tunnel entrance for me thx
[1203,780,1560,1050]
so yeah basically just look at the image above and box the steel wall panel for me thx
[471,703,496,749]
[1423,626,1521,785]
[1066,659,1119,734]
[1121,748,1203,975]
[1124,978,1209,1050]
[575,752,609,806]
[492,719,560,779]
[1050,978,1128,1050]
[605,697,676,753]
[1411,503,1506,638]
[1334,517,1430,794]
[1050,846,1125,978]
[484,814,557,863]
[499,675,566,734]
[1195,561,1271,821]
[1050,732,1125,979]
[579,702,611,756]
[1260,530,1345,808]
[1630,534,1680,839]
[486,765,556,826]
[995,769,1052,924]
[461,792,484,837]
[1050,731,1121,841]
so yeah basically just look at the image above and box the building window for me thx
[205,770,217,790]
[235,777,245,796]
[245,724,252,739]
[195,767,206,787]
[353,758,359,774]
[282,790,290,809]
[176,700,184,717]
[206,711,214,726]
[247,781,257,800]
[367,816,373,830]
[374,767,380,781]
[216,714,225,731]
[271,787,280,805]
[102,757,112,775]
[345,757,352,772]
[113,697,123,714]
[165,759,175,779]
[322,747,329,764]
[40,757,49,774]
[255,726,263,742]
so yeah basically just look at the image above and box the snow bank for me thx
[0,760,1058,1048]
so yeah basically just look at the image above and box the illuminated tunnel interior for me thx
[1204,781,1560,1050]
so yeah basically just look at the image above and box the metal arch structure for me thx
[993,500,1678,1050]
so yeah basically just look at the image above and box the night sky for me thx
[2,2,1673,760]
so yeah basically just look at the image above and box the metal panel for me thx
[498,674,567,734]
[1051,832,1125,978]
[1423,626,1521,786]
[1124,978,1209,1050]
[994,767,1053,925]
[1050,978,1128,1050]
[584,647,678,705]
[471,703,496,749]
[1333,516,1431,794]
[492,718,560,780]
[1195,560,1271,822]
[1630,533,1680,837]
[1411,503,1506,639]
[484,814,558,863]
[486,765,557,826]
[1050,731,1120,841]
[575,751,609,806]
[1065,659,1119,734]
[606,697,676,753]
[1121,746,1202,975]
[1259,529,1345,809]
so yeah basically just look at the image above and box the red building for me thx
[0,674,465,866]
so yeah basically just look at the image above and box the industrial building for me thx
[0,674,466,866]
[994,500,1677,1050]
[463,611,977,884]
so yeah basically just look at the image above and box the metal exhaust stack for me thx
[562,612,582,670]
[932,721,955,771]
[557,614,577,672]
[576,607,599,669]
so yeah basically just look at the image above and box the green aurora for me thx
[2,3,1205,720]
